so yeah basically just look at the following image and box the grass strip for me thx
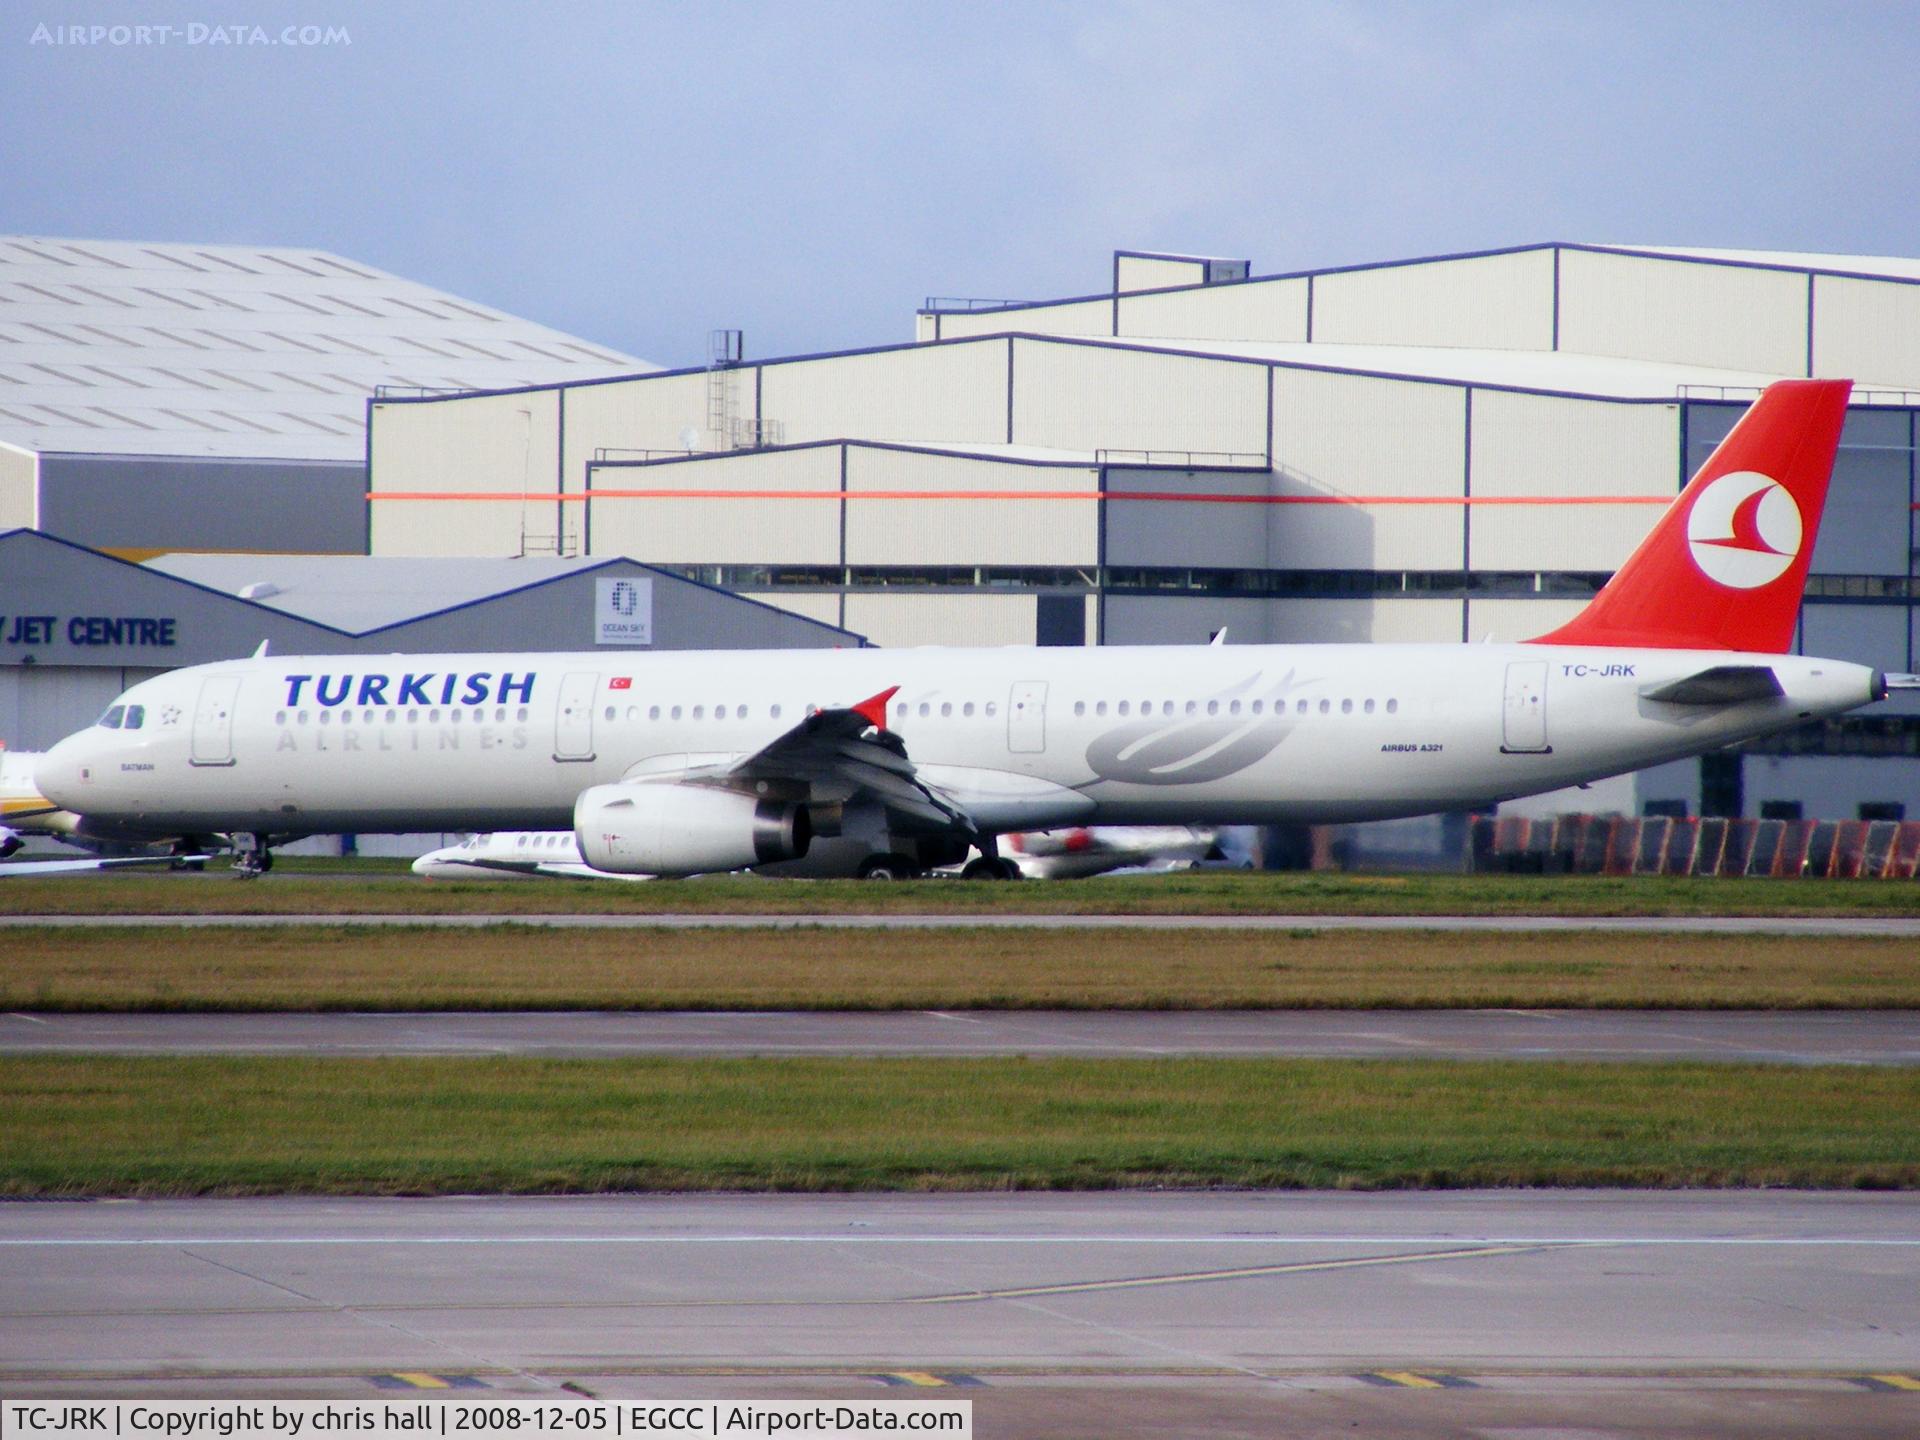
[2,1055,1913,1195]
[1,925,1917,1012]
[2,866,1918,918]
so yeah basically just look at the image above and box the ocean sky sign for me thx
[596,578,653,646]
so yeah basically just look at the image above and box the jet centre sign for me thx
[595,578,653,646]
[3,612,179,650]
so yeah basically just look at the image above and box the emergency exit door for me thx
[1501,661,1550,754]
[554,671,598,761]
[1008,681,1047,753]
[190,676,241,766]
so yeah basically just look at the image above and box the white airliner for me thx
[34,381,1915,878]
[1,746,207,875]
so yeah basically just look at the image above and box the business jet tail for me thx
[1529,379,1851,653]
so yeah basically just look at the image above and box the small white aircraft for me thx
[33,381,1917,879]
[1000,825,1219,879]
[412,830,652,881]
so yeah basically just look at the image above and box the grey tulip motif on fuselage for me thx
[1082,669,1311,785]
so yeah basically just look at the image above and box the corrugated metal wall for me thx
[1268,368,1466,570]
[1118,277,1308,342]
[1559,250,1808,375]
[1812,275,1920,390]
[1312,251,1556,350]
[843,592,1038,647]
[764,340,1008,445]
[0,444,36,530]
[1467,392,1677,571]
[1465,596,1585,643]
[369,388,562,556]
[586,447,841,565]
[1012,340,1268,454]
[930,299,1113,341]
[844,448,1098,566]
[1116,255,1206,292]
[1104,467,1269,569]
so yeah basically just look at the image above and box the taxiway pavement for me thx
[3,1008,1915,1064]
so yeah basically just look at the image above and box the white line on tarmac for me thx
[2,1234,1916,1247]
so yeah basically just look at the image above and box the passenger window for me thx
[341,711,354,726]
[449,710,461,726]
[1073,701,1086,717]
[604,706,615,722]
[963,702,974,717]
[1162,701,1174,716]
[1387,698,1399,714]
[1318,700,1329,715]
[517,707,529,722]
[1296,700,1307,715]
[429,709,441,724]
[1205,700,1218,716]
[671,705,683,720]
[299,711,310,725]
[1228,700,1241,715]
[276,711,287,726]
[986,702,998,716]
[1341,699,1353,714]
[318,711,331,726]
[1118,700,1131,716]
[771,704,782,719]
[649,706,661,721]
[919,702,931,717]
[406,709,417,724]
[1185,701,1197,715]
[940,702,952,718]
[1251,700,1263,715]
[1364,698,1376,714]
[1096,701,1109,717]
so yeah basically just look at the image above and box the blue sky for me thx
[4,1,1916,368]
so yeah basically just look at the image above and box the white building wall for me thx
[928,299,1113,341]
[0,444,37,530]
[585,447,841,565]
[763,341,1009,446]
[1117,255,1207,292]
[1465,596,1585,643]
[1467,392,1678,571]
[1268,368,1467,570]
[843,592,1038,648]
[560,370,725,493]
[1811,275,1920,390]
[1118,277,1309,342]
[844,448,1098,566]
[1558,250,1808,375]
[740,591,845,629]
[1267,598,1460,644]
[369,388,562,556]
[1012,340,1268,454]
[1311,250,1556,351]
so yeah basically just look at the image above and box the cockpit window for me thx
[123,705,145,730]
[99,705,126,730]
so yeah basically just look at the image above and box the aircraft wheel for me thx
[962,856,1022,880]
[858,853,918,881]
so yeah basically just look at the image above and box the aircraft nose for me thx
[34,735,93,807]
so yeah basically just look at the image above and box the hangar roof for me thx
[1586,244,1920,282]
[145,553,623,631]
[0,236,654,461]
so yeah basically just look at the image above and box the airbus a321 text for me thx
[35,381,1917,878]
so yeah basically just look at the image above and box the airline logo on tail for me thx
[1685,470,1802,589]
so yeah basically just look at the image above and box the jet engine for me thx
[574,782,811,876]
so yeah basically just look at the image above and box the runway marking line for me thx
[911,1242,1552,1303]
[370,1374,487,1390]
[1858,1374,1920,1392]
[1360,1371,1480,1389]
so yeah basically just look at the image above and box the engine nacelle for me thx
[574,782,811,876]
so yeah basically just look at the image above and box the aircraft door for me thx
[1501,661,1550,754]
[554,671,598,761]
[1008,681,1047,754]
[190,676,241,767]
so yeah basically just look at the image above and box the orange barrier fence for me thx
[1469,815,1920,878]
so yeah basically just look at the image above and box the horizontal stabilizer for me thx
[1640,665,1784,705]
[1884,673,1920,691]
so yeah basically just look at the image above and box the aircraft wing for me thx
[0,854,208,878]
[707,686,974,834]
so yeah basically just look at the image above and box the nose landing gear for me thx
[231,832,274,879]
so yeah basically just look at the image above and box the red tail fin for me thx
[1529,379,1851,653]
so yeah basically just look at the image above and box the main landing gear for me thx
[961,836,1020,881]
[231,832,274,879]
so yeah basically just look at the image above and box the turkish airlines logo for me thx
[1685,470,1802,589]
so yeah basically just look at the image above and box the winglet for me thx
[852,686,899,731]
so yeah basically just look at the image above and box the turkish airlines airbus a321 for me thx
[35,380,1916,877]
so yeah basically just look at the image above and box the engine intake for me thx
[575,782,811,876]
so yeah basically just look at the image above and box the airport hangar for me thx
[367,243,1920,826]
[0,237,860,761]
